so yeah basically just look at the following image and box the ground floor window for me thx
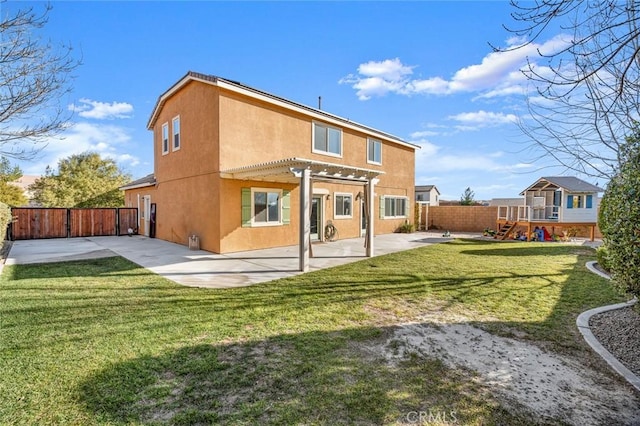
[380,196,408,218]
[241,188,290,227]
[334,193,353,218]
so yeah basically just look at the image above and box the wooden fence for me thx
[10,207,138,240]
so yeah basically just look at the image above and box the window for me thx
[334,193,353,218]
[162,123,169,155]
[367,138,382,164]
[380,196,408,218]
[241,188,290,227]
[567,194,593,209]
[172,116,180,151]
[313,122,342,156]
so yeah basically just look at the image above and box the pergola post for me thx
[298,168,311,271]
[366,178,377,257]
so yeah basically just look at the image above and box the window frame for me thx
[172,115,181,151]
[312,122,342,158]
[251,188,283,227]
[334,192,353,219]
[367,138,382,165]
[161,122,169,155]
[567,194,593,209]
[382,196,409,219]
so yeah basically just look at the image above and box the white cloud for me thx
[340,35,573,100]
[69,98,134,120]
[449,110,518,126]
[21,121,140,175]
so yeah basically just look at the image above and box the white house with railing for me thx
[496,176,603,240]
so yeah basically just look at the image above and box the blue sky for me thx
[6,1,593,200]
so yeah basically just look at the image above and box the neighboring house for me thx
[415,185,440,205]
[10,175,40,206]
[496,176,604,240]
[121,71,418,270]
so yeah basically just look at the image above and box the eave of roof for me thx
[147,71,419,151]
[120,173,156,191]
[519,176,604,195]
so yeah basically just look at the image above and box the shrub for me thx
[599,132,640,297]
[595,246,610,272]
[0,202,12,236]
[397,222,415,233]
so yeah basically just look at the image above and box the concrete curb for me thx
[577,261,640,391]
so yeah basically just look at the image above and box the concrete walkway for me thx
[5,232,474,289]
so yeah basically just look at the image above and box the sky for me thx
[3,0,600,201]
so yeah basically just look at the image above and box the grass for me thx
[0,239,626,425]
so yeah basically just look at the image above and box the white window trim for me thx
[312,121,343,158]
[383,196,409,219]
[334,192,353,219]
[367,138,382,165]
[251,187,283,227]
[172,115,181,152]
[161,122,169,155]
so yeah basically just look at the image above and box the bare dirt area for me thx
[376,311,640,426]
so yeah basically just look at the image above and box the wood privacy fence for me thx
[10,208,138,240]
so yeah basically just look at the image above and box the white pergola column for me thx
[366,178,377,257]
[297,168,311,271]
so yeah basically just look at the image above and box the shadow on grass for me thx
[5,256,143,280]
[78,328,527,426]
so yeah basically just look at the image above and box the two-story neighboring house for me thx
[121,72,418,270]
[415,185,440,206]
[495,176,603,240]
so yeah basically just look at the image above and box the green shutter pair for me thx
[241,188,290,227]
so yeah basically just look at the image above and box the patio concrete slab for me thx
[5,232,478,289]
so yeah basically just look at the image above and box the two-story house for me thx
[121,72,418,270]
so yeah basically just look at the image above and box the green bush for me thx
[0,201,11,233]
[595,246,610,272]
[396,222,415,233]
[599,132,640,297]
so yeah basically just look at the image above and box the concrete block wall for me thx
[427,206,498,232]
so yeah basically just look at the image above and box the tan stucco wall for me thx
[127,78,416,253]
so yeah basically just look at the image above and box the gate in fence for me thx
[10,207,138,240]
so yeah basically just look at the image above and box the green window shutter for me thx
[282,190,291,224]
[586,194,593,208]
[567,195,573,209]
[241,188,252,227]
[404,198,409,217]
[379,196,385,219]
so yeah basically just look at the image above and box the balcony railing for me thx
[497,205,559,222]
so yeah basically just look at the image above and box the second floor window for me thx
[313,122,342,156]
[172,116,180,151]
[162,123,169,155]
[367,138,382,164]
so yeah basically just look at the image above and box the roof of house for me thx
[520,176,604,195]
[10,175,40,191]
[415,185,440,194]
[120,173,156,190]
[148,71,419,151]
[488,197,523,206]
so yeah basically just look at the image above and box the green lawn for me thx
[0,239,625,425]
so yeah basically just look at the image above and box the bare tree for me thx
[0,3,79,160]
[497,1,640,179]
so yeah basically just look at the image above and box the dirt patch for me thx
[377,312,640,425]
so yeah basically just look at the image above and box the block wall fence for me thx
[418,205,602,238]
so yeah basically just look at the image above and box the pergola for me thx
[221,157,383,272]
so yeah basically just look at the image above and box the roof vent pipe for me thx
[318,96,322,110]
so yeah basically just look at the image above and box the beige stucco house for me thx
[121,72,418,270]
